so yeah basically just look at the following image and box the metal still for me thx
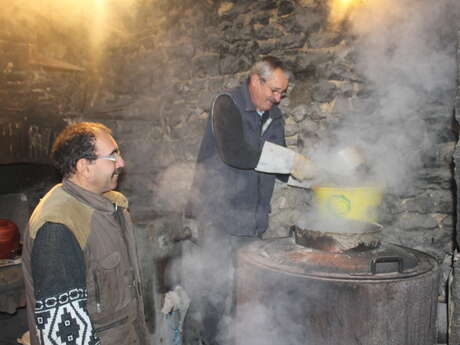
[235,238,439,345]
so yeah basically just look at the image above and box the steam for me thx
[175,2,460,344]
[323,0,459,192]
[229,2,459,344]
[1,0,137,65]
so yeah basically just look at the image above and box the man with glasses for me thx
[22,122,148,345]
[184,56,315,345]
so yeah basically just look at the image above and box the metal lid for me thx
[294,224,382,252]
[239,238,438,281]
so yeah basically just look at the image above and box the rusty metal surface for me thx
[235,238,440,345]
[294,226,381,252]
[238,238,435,280]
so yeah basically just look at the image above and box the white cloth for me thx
[255,141,295,174]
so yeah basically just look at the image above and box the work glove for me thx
[291,153,316,181]
[255,141,316,180]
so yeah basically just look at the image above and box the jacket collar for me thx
[62,179,116,213]
[242,80,257,113]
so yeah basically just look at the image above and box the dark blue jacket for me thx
[186,81,286,236]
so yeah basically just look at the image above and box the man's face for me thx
[249,68,289,111]
[87,130,125,195]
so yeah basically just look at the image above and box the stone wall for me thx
[95,2,459,341]
[455,27,460,252]
[97,0,458,256]
[1,0,459,343]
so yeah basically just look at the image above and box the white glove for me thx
[291,153,316,181]
[255,141,316,181]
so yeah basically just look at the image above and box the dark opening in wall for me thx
[0,163,60,236]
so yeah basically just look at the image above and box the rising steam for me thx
[324,0,459,192]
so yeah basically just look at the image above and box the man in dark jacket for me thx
[184,56,315,345]
[22,122,148,345]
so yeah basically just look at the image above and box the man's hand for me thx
[291,153,316,181]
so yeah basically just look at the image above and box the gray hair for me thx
[250,56,291,81]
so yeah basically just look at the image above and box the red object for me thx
[0,219,20,259]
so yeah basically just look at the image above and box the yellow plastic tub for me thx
[312,186,383,222]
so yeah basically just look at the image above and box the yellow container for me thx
[313,186,383,222]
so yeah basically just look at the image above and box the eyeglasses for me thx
[268,87,286,98]
[260,77,287,98]
[96,151,122,162]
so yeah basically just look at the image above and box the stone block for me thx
[395,212,439,230]
[114,119,160,141]
[330,96,353,115]
[294,49,332,76]
[290,104,308,122]
[250,13,271,25]
[285,134,298,147]
[122,138,176,173]
[308,31,344,49]
[292,8,324,33]
[254,24,284,40]
[311,80,337,102]
[417,168,454,190]
[279,33,307,49]
[401,190,454,214]
[297,0,318,8]
[219,55,252,75]
[218,2,234,17]
[192,54,220,78]
[170,115,207,141]
[298,118,320,134]
[256,39,280,54]
[284,117,299,136]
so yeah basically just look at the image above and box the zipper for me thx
[95,316,129,333]
[93,271,102,313]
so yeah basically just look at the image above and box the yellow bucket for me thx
[312,186,383,222]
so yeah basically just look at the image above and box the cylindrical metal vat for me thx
[235,239,439,345]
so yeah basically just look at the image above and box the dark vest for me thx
[187,82,285,236]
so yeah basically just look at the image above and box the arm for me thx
[213,94,261,169]
[31,222,100,345]
[213,94,315,180]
